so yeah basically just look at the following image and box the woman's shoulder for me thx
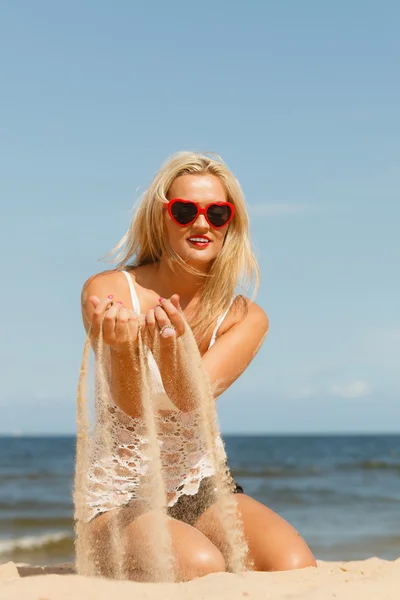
[81,269,128,304]
[233,295,268,321]
[219,295,269,336]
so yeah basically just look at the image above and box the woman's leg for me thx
[88,504,226,582]
[194,493,317,571]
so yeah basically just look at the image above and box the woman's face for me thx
[164,174,230,269]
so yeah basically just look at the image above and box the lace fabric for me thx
[85,401,225,522]
[81,271,233,523]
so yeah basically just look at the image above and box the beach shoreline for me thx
[1,558,400,600]
[2,435,399,566]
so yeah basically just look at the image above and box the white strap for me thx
[122,270,233,351]
[121,271,167,392]
[208,297,235,350]
[121,271,141,313]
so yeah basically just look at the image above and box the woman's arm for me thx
[153,299,269,404]
[81,273,268,413]
[81,273,194,415]
[81,272,144,418]
[203,301,269,397]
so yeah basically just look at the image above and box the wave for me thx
[231,466,323,478]
[341,460,400,472]
[9,517,73,529]
[255,485,400,507]
[0,531,73,555]
[0,472,71,482]
[0,500,72,511]
[231,459,400,479]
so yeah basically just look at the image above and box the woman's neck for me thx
[149,260,208,308]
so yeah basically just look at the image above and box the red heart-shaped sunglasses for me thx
[164,198,235,229]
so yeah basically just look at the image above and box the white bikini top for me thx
[121,270,234,398]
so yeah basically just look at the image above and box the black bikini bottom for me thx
[92,476,244,527]
[168,476,244,527]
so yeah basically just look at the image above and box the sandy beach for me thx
[1,558,400,600]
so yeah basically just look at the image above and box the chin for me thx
[175,249,216,269]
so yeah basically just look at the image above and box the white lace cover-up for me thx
[84,271,233,522]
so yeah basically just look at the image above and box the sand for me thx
[74,316,249,580]
[59,301,400,596]
[1,558,400,599]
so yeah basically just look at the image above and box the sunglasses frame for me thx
[165,198,235,229]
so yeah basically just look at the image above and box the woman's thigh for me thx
[88,504,226,582]
[194,493,317,572]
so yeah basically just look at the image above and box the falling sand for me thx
[73,312,251,582]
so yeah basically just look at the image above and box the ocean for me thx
[1,434,399,566]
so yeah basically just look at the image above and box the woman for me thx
[81,151,316,581]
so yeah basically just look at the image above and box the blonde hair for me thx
[110,151,259,343]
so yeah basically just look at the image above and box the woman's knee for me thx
[118,510,226,581]
[261,546,317,572]
[177,545,226,580]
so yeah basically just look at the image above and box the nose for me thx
[193,212,209,229]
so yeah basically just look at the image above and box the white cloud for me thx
[283,378,374,401]
[248,202,315,216]
[329,380,371,399]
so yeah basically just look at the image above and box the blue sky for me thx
[1,1,399,434]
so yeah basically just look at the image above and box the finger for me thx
[154,305,170,327]
[92,295,115,320]
[145,308,156,331]
[102,301,123,342]
[159,298,185,336]
[89,296,101,309]
[143,308,155,344]
[91,295,115,337]
[170,294,182,311]
[127,312,139,345]
[154,304,176,339]
[115,308,138,345]
[114,307,130,342]
[158,298,176,319]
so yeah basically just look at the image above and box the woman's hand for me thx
[89,295,141,350]
[143,294,185,350]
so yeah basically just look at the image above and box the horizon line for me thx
[1,431,399,437]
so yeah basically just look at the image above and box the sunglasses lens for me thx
[207,204,232,227]
[171,201,198,225]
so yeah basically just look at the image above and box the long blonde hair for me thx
[110,151,259,343]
